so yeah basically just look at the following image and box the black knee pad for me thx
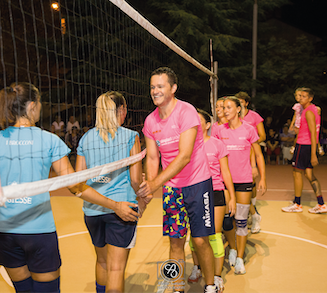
[223,213,234,231]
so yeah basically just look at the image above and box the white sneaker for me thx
[228,249,237,267]
[187,265,202,283]
[281,202,303,213]
[204,284,218,293]
[234,257,246,275]
[214,276,224,293]
[251,213,262,234]
[308,204,327,214]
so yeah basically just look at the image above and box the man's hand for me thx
[114,201,139,222]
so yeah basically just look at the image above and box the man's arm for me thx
[137,126,197,197]
[256,122,266,143]
[306,110,318,166]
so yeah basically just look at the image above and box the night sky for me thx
[281,0,327,46]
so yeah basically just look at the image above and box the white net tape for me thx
[0,149,146,206]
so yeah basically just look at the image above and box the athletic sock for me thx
[96,282,106,293]
[33,277,60,293]
[294,197,301,205]
[12,277,33,292]
[317,196,324,205]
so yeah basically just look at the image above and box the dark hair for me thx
[197,108,211,124]
[150,67,178,87]
[235,91,251,104]
[301,88,314,98]
[108,91,126,111]
[0,82,40,129]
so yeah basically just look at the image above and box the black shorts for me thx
[0,232,61,273]
[292,144,313,170]
[234,182,253,192]
[84,212,137,249]
[213,190,226,207]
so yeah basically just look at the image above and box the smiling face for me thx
[223,99,241,121]
[215,100,225,119]
[150,74,177,108]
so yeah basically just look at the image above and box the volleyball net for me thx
[0,0,215,203]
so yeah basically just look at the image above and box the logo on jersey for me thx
[202,192,211,227]
[156,140,161,147]
[91,176,111,183]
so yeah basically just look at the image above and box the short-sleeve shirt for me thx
[77,127,138,216]
[0,127,70,234]
[242,110,264,132]
[204,137,228,191]
[212,122,259,183]
[142,99,211,187]
[297,104,320,145]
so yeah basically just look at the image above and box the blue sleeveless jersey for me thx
[77,127,139,216]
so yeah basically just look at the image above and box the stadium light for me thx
[51,2,60,11]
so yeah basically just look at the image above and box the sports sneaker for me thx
[318,146,325,156]
[204,284,218,293]
[234,257,246,275]
[187,265,202,283]
[214,276,224,293]
[281,203,303,213]
[308,204,327,214]
[251,213,262,234]
[290,146,295,154]
[228,249,237,267]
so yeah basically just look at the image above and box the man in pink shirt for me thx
[137,67,217,293]
[282,88,327,213]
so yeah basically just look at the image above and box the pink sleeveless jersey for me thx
[143,100,211,187]
[204,137,229,191]
[292,103,303,129]
[297,104,320,145]
[212,122,259,183]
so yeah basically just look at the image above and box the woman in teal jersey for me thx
[0,83,139,293]
[76,91,147,293]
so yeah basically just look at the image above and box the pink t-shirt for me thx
[242,110,264,132]
[204,137,229,191]
[212,122,259,183]
[297,104,320,145]
[143,100,211,187]
[292,103,303,129]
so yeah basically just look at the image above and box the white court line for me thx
[260,230,327,249]
[267,188,327,192]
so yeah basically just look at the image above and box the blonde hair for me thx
[95,91,125,143]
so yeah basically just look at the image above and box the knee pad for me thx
[223,213,233,231]
[33,277,60,293]
[96,282,106,293]
[13,277,33,292]
[189,236,195,252]
[209,233,224,258]
[235,203,250,236]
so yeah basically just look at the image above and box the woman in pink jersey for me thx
[188,109,236,291]
[212,96,266,275]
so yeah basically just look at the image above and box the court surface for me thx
[1,163,327,293]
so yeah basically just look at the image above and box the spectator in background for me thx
[280,124,295,164]
[266,128,281,165]
[52,115,65,139]
[65,126,82,168]
[82,113,95,133]
[66,115,80,134]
